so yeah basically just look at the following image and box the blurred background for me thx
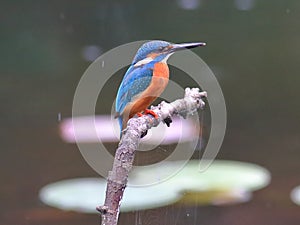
[1,0,300,224]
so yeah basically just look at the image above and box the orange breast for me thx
[153,62,169,79]
[122,62,170,120]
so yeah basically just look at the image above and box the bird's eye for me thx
[159,46,164,51]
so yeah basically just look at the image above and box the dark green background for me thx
[1,1,300,224]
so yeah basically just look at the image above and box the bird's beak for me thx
[169,42,206,53]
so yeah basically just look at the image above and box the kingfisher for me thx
[115,40,206,137]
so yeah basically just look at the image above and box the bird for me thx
[115,40,206,137]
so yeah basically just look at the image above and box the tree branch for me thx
[97,87,207,225]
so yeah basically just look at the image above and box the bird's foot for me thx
[144,109,159,118]
[163,116,172,127]
[136,110,157,138]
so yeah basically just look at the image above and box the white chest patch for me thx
[161,53,174,63]
[134,57,154,67]
[134,52,174,67]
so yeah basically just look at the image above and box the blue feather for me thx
[132,40,170,64]
[115,63,155,130]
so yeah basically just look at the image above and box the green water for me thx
[1,1,300,224]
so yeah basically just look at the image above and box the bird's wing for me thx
[115,63,154,115]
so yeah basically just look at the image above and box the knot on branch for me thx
[184,87,207,112]
[96,205,110,215]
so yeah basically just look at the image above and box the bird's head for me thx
[132,40,206,67]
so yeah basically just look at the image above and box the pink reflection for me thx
[59,115,198,145]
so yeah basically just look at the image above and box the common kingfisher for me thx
[115,40,206,137]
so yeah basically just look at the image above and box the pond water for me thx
[1,1,300,225]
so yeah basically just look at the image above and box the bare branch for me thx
[97,87,207,225]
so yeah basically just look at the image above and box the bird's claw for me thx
[144,109,159,118]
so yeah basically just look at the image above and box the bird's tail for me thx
[118,116,129,138]
[115,112,129,138]
[118,116,123,138]
[114,112,123,138]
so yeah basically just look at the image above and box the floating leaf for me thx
[291,185,300,206]
[39,160,270,213]
[39,177,181,213]
[129,160,271,192]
